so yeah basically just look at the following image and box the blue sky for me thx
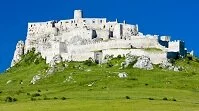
[0,0,198,72]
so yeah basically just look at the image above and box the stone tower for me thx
[74,10,83,19]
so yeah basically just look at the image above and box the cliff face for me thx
[11,41,25,67]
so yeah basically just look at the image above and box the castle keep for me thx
[11,10,187,67]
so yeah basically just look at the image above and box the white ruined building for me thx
[11,10,187,66]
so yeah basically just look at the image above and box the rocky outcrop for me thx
[49,55,62,67]
[121,53,137,68]
[118,72,128,78]
[133,56,153,70]
[11,41,25,67]
[159,60,181,72]
[30,74,41,84]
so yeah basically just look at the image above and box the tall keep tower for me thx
[74,10,83,19]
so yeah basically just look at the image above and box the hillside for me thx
[0,52,199,111]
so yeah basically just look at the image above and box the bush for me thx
[145,83,149,86]
[31,93,41,97]
[61,97,66,100]
[43,97,50,100]
[83,59,95,66]
[18,48,45,66]
[5,97,12,102]
[169,59,176,64]
[148,97,154,100]
[106,61,113,68]
[43,95,50,100]
[13,98,18,102]
[5,96,17,102]
[0,91,2,94]
[30,97,36,101]
[27,93,30,96]
[38,89,41,92]
[125,96,131,99]
[163,97,168,101]
[53,97,58,100]
[117,55,122,59]
[172,98,177,101]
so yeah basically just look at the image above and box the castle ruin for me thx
[11,10,187,67]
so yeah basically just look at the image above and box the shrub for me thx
[30,97,36,101]
[43,97,50,100]
[117,55,122,59]
[38,89,41,92]
[5,96,17,102]
[18,48,45,66]
[163,97,168,101]
[148,98,154,100]
[106,61,113,68]
[5,97,12,102]
[61,97,66,100]
[13,98,17,102]
[169,59,176,64]
[191,72,196,75]
[53,97,58,100]
[43,95,50,100]
[125,96,131,99]
[172,98,177,101]
[0,91,2,94]
[27,93,30,96]
[83,59,95,66]
[34,59,40,65]
[31,93,41,97]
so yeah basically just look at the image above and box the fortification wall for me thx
[67,40,131,54]
[102,49,167,64]
[61,52,94,62]
[67,37,164,54]
[55,48,168,64]
[122,24,138,38]
[58,28,94,43]
[95,29,110,40]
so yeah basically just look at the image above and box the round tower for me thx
[74,10,83,19]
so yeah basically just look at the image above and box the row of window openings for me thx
[30,20,104,27]
[60,20,103,24]
[30,23,52,27]
[30,24,111,29]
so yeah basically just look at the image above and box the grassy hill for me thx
[0,52,199,111]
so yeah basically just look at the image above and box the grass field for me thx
[0,54,199,111]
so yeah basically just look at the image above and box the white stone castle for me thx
[11,10,187,67]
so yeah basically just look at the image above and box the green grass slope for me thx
[0,53,199,111]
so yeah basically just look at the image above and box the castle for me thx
[11,10,187,67]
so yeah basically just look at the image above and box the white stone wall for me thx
[102,49,167,64]
[60,52,94,62]
[95,29,109,40]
